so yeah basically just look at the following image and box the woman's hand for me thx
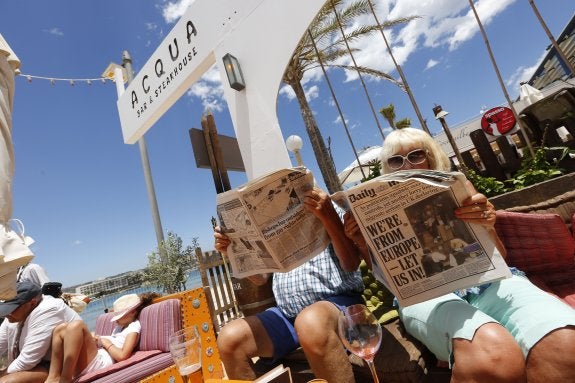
[455,192,496,229]
[343,212,364,246]
[214,226,231,254]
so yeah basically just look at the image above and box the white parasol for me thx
[0,33,20,223]
[517,83,544,113]
[338,146,382,186]
[0,34,35,299]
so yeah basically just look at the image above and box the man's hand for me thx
[214,226,231,254]
[303,186,336,222]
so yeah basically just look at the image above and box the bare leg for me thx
[216,316,274,380]
[0,363,49,383]
[525,326,575,383]
[44,322,69,383]
[295,301,355,383]
[45,320,98,383]
[450,323,526,383]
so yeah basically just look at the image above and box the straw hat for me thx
[111,294,142,322]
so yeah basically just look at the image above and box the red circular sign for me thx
[480,107,516,136]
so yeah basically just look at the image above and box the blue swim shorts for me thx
[256,293,363,363]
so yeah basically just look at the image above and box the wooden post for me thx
[470,129,507,181]
[200,115,225,194]
[206,112,231,191]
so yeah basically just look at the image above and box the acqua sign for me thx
[480,106,516,136]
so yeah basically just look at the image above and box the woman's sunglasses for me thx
[386,149,428,170]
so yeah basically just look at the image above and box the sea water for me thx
[81,270,202,332]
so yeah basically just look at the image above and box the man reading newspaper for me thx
[344,128,575,382]
[214,182,363,382]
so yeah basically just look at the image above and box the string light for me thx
[17,73,111,86]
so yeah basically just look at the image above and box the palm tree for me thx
[528,0,575,75]
[282,0,413,193]
[366,0,430,134]
[379,103,396,130]
[379,103,411,130]
[467,0,536,157]
[395,118,411,129]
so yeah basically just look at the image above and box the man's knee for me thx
[217,319,248,354]
[295,301,336,334]
[295,302,338,353]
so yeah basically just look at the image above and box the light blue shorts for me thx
[399,275,575,365]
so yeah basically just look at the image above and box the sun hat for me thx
[111,293,142,322]
[0,280,42,317]
[63,293,91,313]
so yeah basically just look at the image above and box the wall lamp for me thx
[222,53,246,91]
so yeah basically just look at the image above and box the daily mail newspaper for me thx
[334,170,511,306]
[215,167,330,278]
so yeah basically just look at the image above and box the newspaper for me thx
[333,170,511,306]
[215,167,330,278]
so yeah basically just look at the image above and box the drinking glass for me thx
[168,326,202,382]
[338,304,382,383]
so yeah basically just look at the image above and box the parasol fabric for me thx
[338,146,382,186]
[517,83,544,112]
[0,33,20,224]
[0,34,35,300]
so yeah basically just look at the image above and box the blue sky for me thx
[1,0,573,287]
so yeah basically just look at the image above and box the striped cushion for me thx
[139,298,181,352]
[74,350,162,383]
[94,312,117,336]
[86,353,174,383]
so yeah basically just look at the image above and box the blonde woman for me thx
[345,128,575,383]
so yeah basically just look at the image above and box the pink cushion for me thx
[94,312,117,336]
[74,350,162,383]
[87,354,174,383]
[495,211,575,274]
[139,298,181,352]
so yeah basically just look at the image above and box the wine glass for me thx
[338,304,382,383]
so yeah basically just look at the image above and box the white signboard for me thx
[117,0,261,145]
[116,0,327,180]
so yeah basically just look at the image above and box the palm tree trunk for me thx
[367,0,430,134]
[332,0,385,140]
[468,0,536,157]
[307,29,366,187]
[528,0,575,75]
[290,79,342,193]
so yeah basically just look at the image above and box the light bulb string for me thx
[17,73,113,85]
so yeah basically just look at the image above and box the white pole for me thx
[114,52,165,254]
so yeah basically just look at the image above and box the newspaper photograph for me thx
[335,170,511,306]
[216,167,330,278]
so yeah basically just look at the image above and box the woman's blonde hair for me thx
[380,128,451,173]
